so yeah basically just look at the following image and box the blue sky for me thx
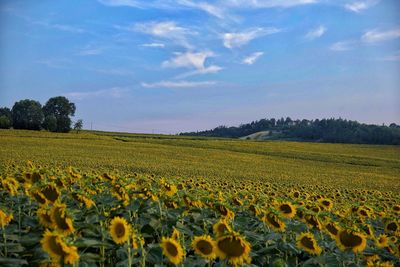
[0,0,399,133]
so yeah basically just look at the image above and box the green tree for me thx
[0,107,12,129]
[73,119,83,133]
[43,96,76,132]
[42,115,57,132]
[12,100,44,130]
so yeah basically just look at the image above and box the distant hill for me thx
[180,117,400,145]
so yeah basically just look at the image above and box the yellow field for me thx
[0,129,399,266]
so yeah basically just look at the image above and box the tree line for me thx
[0,96,83,133]
[181,117,400,145]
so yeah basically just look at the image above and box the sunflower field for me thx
[0,130,399,266]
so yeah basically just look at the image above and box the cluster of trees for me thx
[181,117,400,145]
[0,96,83,133]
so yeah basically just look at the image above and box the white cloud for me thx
[344,0,379,12]
[78,48,103,56]
[64,88,129,100]
[141,43,165,48]
[378,51,400,61]
[223,27,280,49]
[134,21,196,48]
[305,25,326,40]
[329,41,355,51]
[141,80,216,88]
[241,52,264,65]
[177,0,225,19]
[361,28,400,43]
[162,51,213,69]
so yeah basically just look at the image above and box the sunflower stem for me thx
[127,239,132,267]
[2,225,7,257]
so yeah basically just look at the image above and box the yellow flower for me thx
[0,209,13,227]
[164,183,177,197]
[324,221,340,239]
[215,232,251,266]
[296,232,322,255]
[192,235,216,260]
[336,229,367,253]
[109,217,130,244]
[50,204,75,235]
[213,219,232,237]
[318,198,334,211]
[263,212,286,232]
[37,207,53,228]
[41,230,80,265]
[1,177,19,196]
[171,227,181,241]
[375,234,389,248]
[160,237,184,265]
[277,202,296,218]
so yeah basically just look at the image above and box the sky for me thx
[0,0,399,134]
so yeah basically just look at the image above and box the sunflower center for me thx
[48,236,66,257]
[217,223,228,233]
[326,223,338,236]
[217,237,245,257]
[322,200,331,207]
[279,204,292,214]
[386,222,398,232]
[115,223,126,238]
[196,240,213,255]
[300,236,315,250]
[339,231,362,247]
[267,214,281,229]
[165,241,179,257]
[42,186,59,202]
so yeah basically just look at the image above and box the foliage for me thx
[43,96,76,133]
[42,115,57,132]
[0,116,12,129]
[11,100,44,130]
[73,119,83,133]
[181,117,400,145]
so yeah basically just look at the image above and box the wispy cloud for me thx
[141,43,165,48]
[134,21,196,49]
[378,51,400,62]
[329,41,355,51]
[77,45,104,56]
[162,51,222,77]
[344,0,379,13]
[89,68,135,76]
[241,52,264,65]
[64,87,129,100]
[225,0,317,8]
[361,28,400,43]
[177,0,225,19]
[222,27,280,49]
[305,25,326,40]
[141,80,216,88]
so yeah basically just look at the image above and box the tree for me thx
[12,100,44,130]
[0,107,12,129]
[73,119,83,133]
[43,96,76,132]
[42,115,57,132]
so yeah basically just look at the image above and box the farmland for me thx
[0,129,399,266]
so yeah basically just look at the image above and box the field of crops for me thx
[0,129,399,266]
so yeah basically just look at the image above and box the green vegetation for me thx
[182,117,400,145]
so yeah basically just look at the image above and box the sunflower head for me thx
[213,219,232,237]
[0,209,13,227]
[41,230,80,265]
[109,216,130,244]
[40,184,60,204]
[296,232,322,255]
[160,237,184,265]
[192,235,216,260]
[375,234,389,248]
[215,232,251,266]
[50,204,75,235]
[278,202,296,218]
[336,229,367,253]
[263,212,286,232]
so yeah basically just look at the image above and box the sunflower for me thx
[304,214,322,230]
[215,232,251,266]
[40,184,60,204]
[192,235,216,260]
[50,204,75,235]
[0,209,13,227]
[336,229,367,253]
[213,219,232,237]
[109,217,130,244]
[296,232,322,255]
[171,227,181,241]
[324,221,340,239]
[160,237,184,265]
[30,189,48,205]
[318,198,334,211]
[277,202,296,218]
[385,221,399,235]
[1,177,19,196]
[41,230,80,265]
[164,184,177,197]
[375,234,389,248]
[37,207,53,228]
[263,212,286,232]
